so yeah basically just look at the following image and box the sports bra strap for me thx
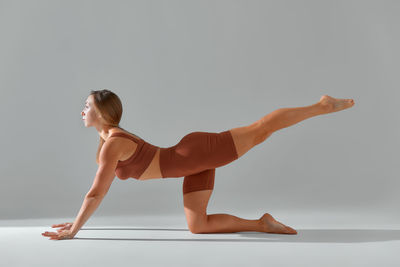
[109,132,141,144]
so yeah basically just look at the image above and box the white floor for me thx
[1,213,400,267]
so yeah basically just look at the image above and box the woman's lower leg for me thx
[196,213,297,234]
[198,213,263,233]
[256,95,355,139]
[258,102,326,135]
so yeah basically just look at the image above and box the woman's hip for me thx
[160,130,238,178]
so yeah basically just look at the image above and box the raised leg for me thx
[229,95,355,158]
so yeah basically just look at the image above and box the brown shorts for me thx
[159,130,238,194]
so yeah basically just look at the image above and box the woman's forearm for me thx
[71,195,104,235]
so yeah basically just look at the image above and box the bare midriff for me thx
[137,148,163,180]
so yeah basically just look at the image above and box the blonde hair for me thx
[90,89,123,164]
[90,89,122,127]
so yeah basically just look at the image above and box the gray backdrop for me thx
[0,0,398,222]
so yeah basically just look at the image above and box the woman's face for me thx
[81,95,100,127]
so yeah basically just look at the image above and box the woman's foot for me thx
[319,95,355,114]
[259,213,298,235]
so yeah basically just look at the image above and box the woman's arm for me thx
[70,195,104,235]
[70,140,122,235]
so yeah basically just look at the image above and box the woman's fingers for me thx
[42,231,58,237]
[52,222,72,228]
[42,230,75,240]
[44,223,75,240]
[42,231,62,240]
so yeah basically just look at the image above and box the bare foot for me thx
[259,213,298,235]
[319,95,355,114]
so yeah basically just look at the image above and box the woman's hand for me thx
[52,222,73,231]
[41,222,76,240]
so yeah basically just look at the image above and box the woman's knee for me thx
[253,126,273,146]
[185,210,208,234]
[187,216,209,234]
[183,189,212,233]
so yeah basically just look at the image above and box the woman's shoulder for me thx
[108,130,141,141]
[106,129,143,152]
[101,130,139,161]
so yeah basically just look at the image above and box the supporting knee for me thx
[189,227,201,234]
[188,217,209,234]
[189,225,205,234]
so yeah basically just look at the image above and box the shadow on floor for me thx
[74,228,400,243]
[240,229,400,243]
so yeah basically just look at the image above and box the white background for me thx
[0,0,398,224]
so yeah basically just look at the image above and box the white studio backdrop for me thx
[0,0,398,224]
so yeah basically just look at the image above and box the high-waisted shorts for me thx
[159,130,239,195]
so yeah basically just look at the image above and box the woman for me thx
[42,89,355,240]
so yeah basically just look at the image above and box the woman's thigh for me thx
[182,168,215,232]
[182,168,215,195]
[183,189,213,232]
[229,121,272,159]
[168,131,239,176]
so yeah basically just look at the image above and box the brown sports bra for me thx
[109,132,159,180]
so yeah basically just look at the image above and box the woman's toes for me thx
[277,221,298,234]
[285,226,298,234]
[260,213,297,235]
